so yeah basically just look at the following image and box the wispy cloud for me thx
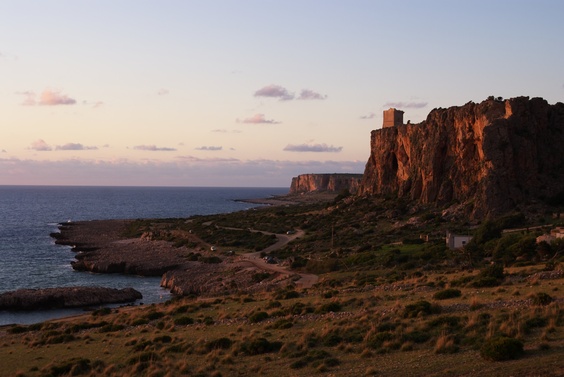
[82,100,105,109]
[30,139,52,151]
[40,90,77,105]
[383,101,427,109]
[0,157,366,187]
[283,143,343,153]
[133,145,177,151]
[211,129,242,133]
[297,89,327,100]
[360,112,376,119]
[56,143,98,151]
[195,146,223,151]
[19,89,77,106]
[157,89,169,96]
[239,114,280,124]
[18,91,37,106]
[176,155,239,163]
[254,85,294,101]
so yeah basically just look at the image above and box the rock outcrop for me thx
[54,220,183,276]
[52,220,298,298]
[359,97,564,219]
[290,173,363,194]
[0,287,142,311]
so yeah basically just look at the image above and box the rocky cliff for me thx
[290,173,363,194]
[359,96,564,219]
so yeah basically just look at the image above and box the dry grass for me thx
[1,263,563,376]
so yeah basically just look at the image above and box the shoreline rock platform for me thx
[0,287,142,311]
[51,219,302,297]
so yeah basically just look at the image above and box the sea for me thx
[0,185,288,325]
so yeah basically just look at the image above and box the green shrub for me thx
[206,337,233,351]
[402,330,431,344]
[525,316,548,330]
[287,302,314,315]
[427,315,462,330]
[174,316,194,326]
[279,290,300,300]
[7,325,29,334]
[433,288,462,300]
[249,311,269,323]
[153,335,172,343]
[471,264,505,287]
[480,336,524,361]
[317,301,342,314]
[48,358,92,376]
[265,300,282,309]
[322,332,343,347]
[366,332,394,349]
[530,292,553,306]
[99,323,125,333]
[252,272,272,283]
[200,256,222,264]
[146,311,165,320]
[131,318,150,326]
[471,276,501,288]
[239,337,282,355]
[403,300,441,318]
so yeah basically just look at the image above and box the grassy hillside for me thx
[1,194,563,377]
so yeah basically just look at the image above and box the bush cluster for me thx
[480,336,524,361]
[433,288,462,300]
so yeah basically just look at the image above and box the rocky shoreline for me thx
[53,220,185,276]
[51,219,297,298]
[0,287,142,311]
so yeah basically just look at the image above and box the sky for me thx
[1,0,563,187]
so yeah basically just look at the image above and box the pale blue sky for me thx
[1,0,562,187]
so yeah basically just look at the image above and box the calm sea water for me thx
[0,186,287,325]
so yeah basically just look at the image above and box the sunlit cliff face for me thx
[359,97,564,219]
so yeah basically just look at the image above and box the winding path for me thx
[235,228,319,289]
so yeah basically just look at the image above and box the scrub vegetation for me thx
[1,194,563,376]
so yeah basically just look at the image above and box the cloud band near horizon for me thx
[283,143,343,153]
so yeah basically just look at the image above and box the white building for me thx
[446,231,473,249]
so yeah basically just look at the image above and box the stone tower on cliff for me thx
[383,108,404,128]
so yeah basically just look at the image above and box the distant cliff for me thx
[359,96,564,219]
[290,173,363,194]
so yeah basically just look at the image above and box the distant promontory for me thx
[289,173,363,195]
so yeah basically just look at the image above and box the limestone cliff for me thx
[359,96,564,219]
[290,173,363,194]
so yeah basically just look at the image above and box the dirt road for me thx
[238,229,319,289]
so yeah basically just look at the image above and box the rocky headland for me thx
[0,287,142,311]
[53,220,185,276]
[52,220,301,298]
[359,96,564,219]
[290,173,363,194]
